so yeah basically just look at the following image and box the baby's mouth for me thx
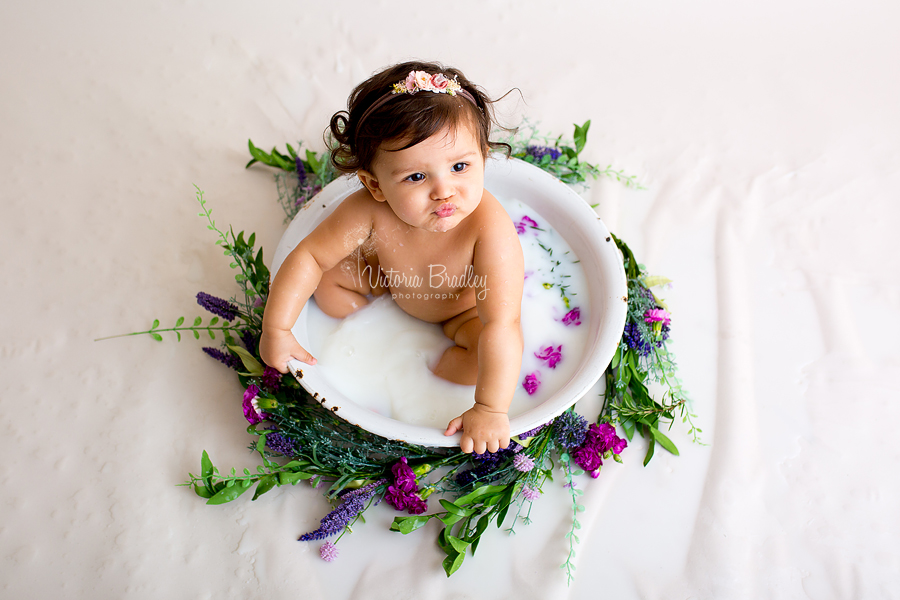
[435,203,456,218]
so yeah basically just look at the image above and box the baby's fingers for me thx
[291,345,317,366]
[444,417,463,437]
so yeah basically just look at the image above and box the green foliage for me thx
[246,140,336,222]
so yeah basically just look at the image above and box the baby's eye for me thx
[452,162,468,173]
[405,173,425,182]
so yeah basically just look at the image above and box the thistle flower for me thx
[202,347,242,371]
[526,145,563,161]
[196,292,239,321]
[513,453,535,472]
[319,541,338,562]
[535,345,563,369]
[522,485,542,501]
[553,411,588,449]
[523,371,541,395]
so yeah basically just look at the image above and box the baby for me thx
[260,61,524,454]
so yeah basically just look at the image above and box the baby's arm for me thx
[260,191,374,373]
[444,201,524,453]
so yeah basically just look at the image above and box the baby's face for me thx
[361,124,485,233]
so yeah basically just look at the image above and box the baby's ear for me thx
[357,170,386,202]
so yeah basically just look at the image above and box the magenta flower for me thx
[523,372,541,395]
[242,384,265,425]
[261,366,282,391]
[515,215,539,235]
[535,345,563,369]
[513,453,535,472]
[644,308,671,326]
[572,423,628,478]
[522,485,542,501]
[319,541,338,562]
[385,457,428,515]
[561,307,582,327]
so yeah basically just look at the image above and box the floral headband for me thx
[357,70,478,126]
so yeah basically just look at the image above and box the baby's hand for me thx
[259,327,317,373]
[444,404,510,454]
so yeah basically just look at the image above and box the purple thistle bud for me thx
[522,485,542,501]
[513,453,535,472]
[196,292,239,321]
[265,431,298,456]
[240,329,258,353]
[517,423,548,439]
[526,145,563,161]
[319,541,338,562]
[299,484,377,541]
[553,411,588,449]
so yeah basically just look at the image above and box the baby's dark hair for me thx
[328,60,510,174]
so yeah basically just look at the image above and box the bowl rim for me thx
[271,156,627,447]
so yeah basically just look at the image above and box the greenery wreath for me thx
[104,121,700,584]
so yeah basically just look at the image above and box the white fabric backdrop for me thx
[2,1,898,598]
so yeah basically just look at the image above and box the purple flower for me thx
[299,482,383,542]
[561,307,582,327]
[202,347,242,370]
[391,457,417,493]
[265,431,298,456]
[623,322,651,357]
[239,330,258,353]
[319,541,338,562]
[521,485,542,501]
[553,410,588,449]
[295,156,307,185]
[644,308,671,326]
[242,384,265,425]
[572,423,628,478]
[196,292,239,321]
[515,215,539,235]
[526,145,563,161]
[513,453,535,472]
[523,372,541,395]
[385,458,427,514]
[517,423,548,439]
[535,345,563,369]
[262,366,282,391]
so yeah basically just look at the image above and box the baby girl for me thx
[260,61,524,454]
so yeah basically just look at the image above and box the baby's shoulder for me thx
[471,189,517,237]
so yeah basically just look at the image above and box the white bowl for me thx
[270,156,627,447]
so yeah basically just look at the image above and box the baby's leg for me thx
[313,248,380,318]
[433,307,482,385]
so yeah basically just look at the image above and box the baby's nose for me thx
[430,179,454,200]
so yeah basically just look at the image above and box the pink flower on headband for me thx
[431,73,449,90]
[414,71,431,90]
[404,71,417,92]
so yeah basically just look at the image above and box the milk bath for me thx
[301,197,591,428]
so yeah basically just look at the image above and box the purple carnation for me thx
[319,541,338,562]
[385,458,427,515]
[523,371,541,395]
[572,423,628,478]
[242,384,265,425]
[196,292,239,321]
[262,366,282,391]
[391,457,417,493]
[202,347,242,371]
[561,307,582,327]
[535,344,563,369]
[644,308,671,326]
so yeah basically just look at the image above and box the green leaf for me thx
[252,475,277,500]
[151,333,163,342]
[611,347,621,369]
[176,331,181,342]
[439,513,464,526]
[151,319,160,330]
[278,472,314,485]
[442,552,465,577]
[193,483,213,499]
[446,535,469,554]
[285,144,298,160]
[209,317,219,326]
[439,499,468,516]
[193,316,202,326]
[649,426,680,456]
[455,484,504,506]
[207,481,252,505]
[622,420,635,441]
[643,437,656,466]
[228,345,265,376]
[193,330,200,340]
[390,515,432,534]
[573,120,590,154]
[175,316,184,327]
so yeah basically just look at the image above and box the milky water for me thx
[304,197,590,428]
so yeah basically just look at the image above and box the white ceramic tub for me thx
[270,156,627,447]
